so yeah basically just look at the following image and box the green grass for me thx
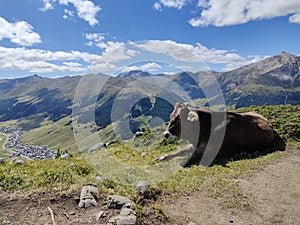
[21,116,78,153]
[0,133,15,158]
[0,157,96,191]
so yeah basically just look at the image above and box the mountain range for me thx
[0,52,299,131]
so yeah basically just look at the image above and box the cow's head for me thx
[164,102,199,142]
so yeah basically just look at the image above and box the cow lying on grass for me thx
[157,102,283,167]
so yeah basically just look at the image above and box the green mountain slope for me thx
[0,75,81,124]
[217,52,300,107]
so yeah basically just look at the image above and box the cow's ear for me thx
[187,111,199,122]
[174,102,188,109]
[175,102,189,109]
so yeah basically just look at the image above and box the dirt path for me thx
[0,148,299,225]
[162,148,300,225]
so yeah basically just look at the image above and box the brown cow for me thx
[157,102,276,167]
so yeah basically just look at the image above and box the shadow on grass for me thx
[212,131,286,167]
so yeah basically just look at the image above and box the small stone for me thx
[0,158,4,164]
[60,153,69,159]
[3,220,11,224]
[95,210,105,221]
[70,212,76,215]
[88,142,106,153]
[79,198,97,208]
[119,208,135,216]
[107,209,137,225]
[136,181,149,196]
[93,176,107,182]
[141,152,147,157]
[107,195,133,209]
[13,159,27,166]
[187,222,197,225]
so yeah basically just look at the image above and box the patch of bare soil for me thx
[0,189,120,225]
[0,187,162,224]
[162,148,300,225]
[0,148,299,225]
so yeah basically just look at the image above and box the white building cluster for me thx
[0,127,56,160]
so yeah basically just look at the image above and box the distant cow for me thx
[157,102,277,167]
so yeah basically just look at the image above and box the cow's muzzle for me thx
[164,131,175,139]
[164,131,170,138]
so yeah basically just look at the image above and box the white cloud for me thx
[0,40,138,74]
[84,32,105,46]
[140,62,162,71]
[0,46,102,73]
[133,40,245,64]
[87,62,118,74]
[133,40,253,70]
[153,2,162,11]
[0,17,41,46]
[134,40,199,62]
[40,0,54,11]
[0,58,84,74]
[154,0,189,10]
[99,41,139,63]
[30,61,84,73]
[63,9,75,20]
[0,39,268,75]
[120,62,162,73]
[289,13,300,23]
[41,0,101,26]
[189,0,300,27]
[62,61,83,67]
[58,0,101,26]
[84,34,140,63]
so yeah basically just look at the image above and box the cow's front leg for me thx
[155,144,194,162]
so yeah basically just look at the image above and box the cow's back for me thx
[219,112,274,154]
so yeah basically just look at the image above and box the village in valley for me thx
[0,127,56,160]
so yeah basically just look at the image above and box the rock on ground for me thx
[107,208,137,225]
[95,210,106,221]
[107,195,133,209]
[78,185,98,208]
[136,181,149,197]
[60,153,70,159]
[12,159,27,166]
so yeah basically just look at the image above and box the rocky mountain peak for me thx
[217,51,300,92]
[279,51,295,57]
[117,70,153,78]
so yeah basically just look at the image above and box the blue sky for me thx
[0,0,300,78]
